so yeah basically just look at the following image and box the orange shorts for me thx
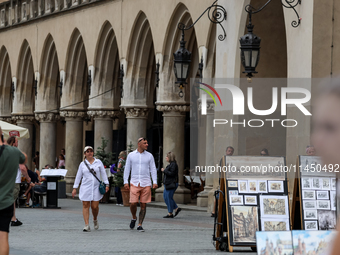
[130,184,151,203]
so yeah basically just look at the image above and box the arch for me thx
[125,12,156,107]
[0,46,13,116]
[62,28,88,110]
[92,21,120,109]
[39,34,60,111]
[15,39,35,114]
[160,3,199,101]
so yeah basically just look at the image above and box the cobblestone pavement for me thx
[9,199,255,255]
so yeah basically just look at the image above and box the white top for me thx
[73,158,109,201]
[124,149,157,187]
[15,168,21,183]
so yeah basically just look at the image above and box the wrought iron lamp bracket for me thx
[245,0,302,28]
[178,0,227,41]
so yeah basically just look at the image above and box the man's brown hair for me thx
[7,136,17,146]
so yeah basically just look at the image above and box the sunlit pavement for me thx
[9,199,255,255]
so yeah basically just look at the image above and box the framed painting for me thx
[259,195,289,218]
[268,181,284,193]
[225,156,286,180]
[260,218,290,231]
[244,195,257,205]
[258,180,268,193]
[229,195,243,206]
[230,206,259,244]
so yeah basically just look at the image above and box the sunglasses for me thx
[138,138,146,143]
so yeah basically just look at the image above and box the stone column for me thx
[88,110,120,153]
[60,111,84,192]
[123,107,148,150]
[13,115,35,170]
[197,100,215,209]
[35,113,59,170]
[155,105,191,204]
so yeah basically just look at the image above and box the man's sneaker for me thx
[19,194,27,199]
[130,219,137,229]
[11,219,23,226]
[94,220,99,230]
[24,203,30,208]
[137,226,144,232]
[83,225,91,232]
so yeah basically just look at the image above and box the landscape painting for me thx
[292,230,337,255]
[318,210,336,230]
[260,195,289,218]
[225,156,286,180]
[261,218,290,231]
[256,231,293,255]
[231,206,258,244]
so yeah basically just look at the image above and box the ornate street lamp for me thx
[58,78,63,98]
[33,78,38,99]
[239,13,261,80]
[87,70,92,95]
[119,64,124,99]
[240,0,302,80]
[155,60,160,88]
[11,81,15,99]
[173,0,227,97]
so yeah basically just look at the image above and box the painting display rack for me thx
[222,156,291,253]
[291,155,337,231]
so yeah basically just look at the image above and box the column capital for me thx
[197,99,215,114]
[60,111,85,119]
[35,112,60,122]
[87,110,121,119]
[122,107,149,119]
[0,116,15,123]
[156,104,189,114]
[11,115,35,122]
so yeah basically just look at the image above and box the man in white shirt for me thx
[124,137,158,232]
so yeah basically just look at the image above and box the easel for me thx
[215,175,226,251]
[290,156,303,229]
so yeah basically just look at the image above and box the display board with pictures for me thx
[297,155,337,231]
[223,156,291,249]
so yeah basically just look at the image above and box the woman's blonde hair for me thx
[119,151,127,159]
[166,151,176,162]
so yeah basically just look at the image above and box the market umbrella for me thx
[0,120,30,140]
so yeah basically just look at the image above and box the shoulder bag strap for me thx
[84,160,101,183]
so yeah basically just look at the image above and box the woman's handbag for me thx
[165,182,177,190]
[84,161,106,195]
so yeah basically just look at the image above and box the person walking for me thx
[0,128,26,255]
[124,137,158,232]
[115,151,127,206]
[161,151,181,218]
[72,146,109,232]
[6,136,31,226]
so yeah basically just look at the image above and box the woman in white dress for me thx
[72,146,109,232]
